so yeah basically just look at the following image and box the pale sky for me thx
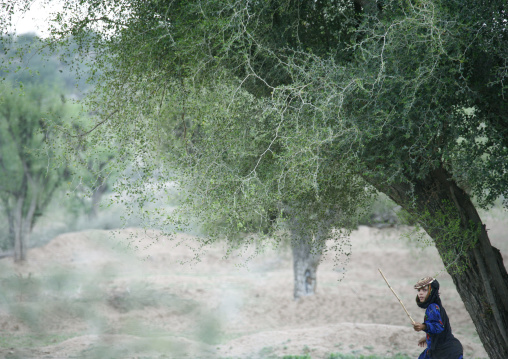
[9,0,63,37]
[9,0,121,39]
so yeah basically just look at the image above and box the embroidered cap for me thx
[414,276,435,289]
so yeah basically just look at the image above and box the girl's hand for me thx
[413,322,426,332]
[418,337,427,347]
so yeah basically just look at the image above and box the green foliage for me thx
[357,193,403,228]
[5,0,506,264]
[400,200,480,275]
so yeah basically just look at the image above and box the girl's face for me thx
[417,286,429,302]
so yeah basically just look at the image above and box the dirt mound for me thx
[220,323,421,358]
[0,225,494,358]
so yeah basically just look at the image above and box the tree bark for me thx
[6,209,15,248]
[89,180,108,219]
[13,174,37,263]
[20,189,37,262]
[13,193,26,262]
[290,225,326,299]
[371,167,508,358]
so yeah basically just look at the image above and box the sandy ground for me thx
[0,219,506,359]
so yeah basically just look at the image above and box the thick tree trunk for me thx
[290,227,326,299]
[372,167,508,358]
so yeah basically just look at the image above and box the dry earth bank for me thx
[1,221,505,358]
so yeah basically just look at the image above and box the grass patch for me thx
[106,282,197,313]
[0,333,78,348]
[0,268,200,342]
[328,354,411,359]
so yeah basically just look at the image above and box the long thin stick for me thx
[378,268,415,325]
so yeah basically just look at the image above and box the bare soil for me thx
[1,220,506,359]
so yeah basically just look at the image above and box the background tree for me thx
[63,121,116,221]
[286,207,344,299]
[0,34,113,257]
[7,0,507,356]
[0,82,73,261]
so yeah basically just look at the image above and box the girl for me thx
[412,277,463,359]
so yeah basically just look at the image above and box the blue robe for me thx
[418,303,463,359]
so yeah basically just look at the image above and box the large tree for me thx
[7,0,507,356]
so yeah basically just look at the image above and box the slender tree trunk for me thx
[13,177,37,263]
[371,167,508,358]
[13,195,25,262]
[89,181,108,219]
[6,210,15,248]
[1,198,16,251]
[290,225,326,299]
[20,192,37,262]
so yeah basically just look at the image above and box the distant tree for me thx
[0,34,113,228]
[68,132,116,221]
[0,34,93,97]
[0,82,73,261]
[6,0,507,355]
[286,207,343,299]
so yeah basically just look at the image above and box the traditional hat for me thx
[414,276,435,289]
